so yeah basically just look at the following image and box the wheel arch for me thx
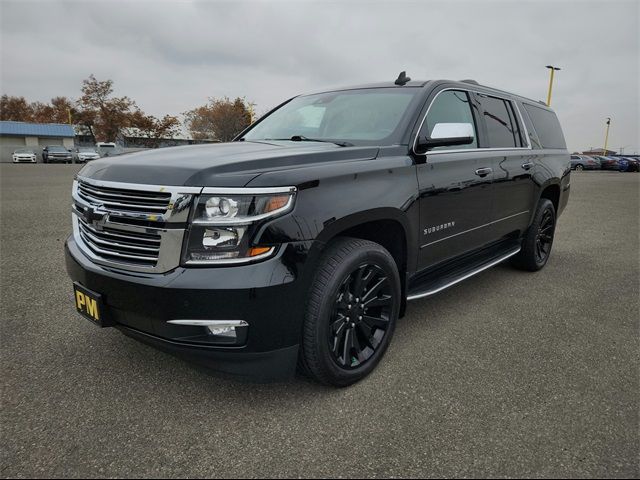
[539,182,561,213]
[313,208,414,317]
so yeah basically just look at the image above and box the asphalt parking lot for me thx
[1,165,638,478]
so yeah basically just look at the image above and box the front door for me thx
[415,89,494,271]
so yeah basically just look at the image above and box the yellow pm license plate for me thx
[73,283,112,327]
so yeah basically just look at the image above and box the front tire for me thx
[512,199,556,271]
[299,237,401,387]
[575,164,584,171]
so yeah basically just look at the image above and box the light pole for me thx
[546,65,561,106]
[603,117,611,155]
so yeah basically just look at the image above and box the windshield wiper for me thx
[267,135,353,147]
[291,135,354,147]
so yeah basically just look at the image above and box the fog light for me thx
[207,325,236,337]
[167,319,248,338]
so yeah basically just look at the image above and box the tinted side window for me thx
[476,94,520,148]
[519,103,543,149]
[523,104,567,149]
[423,90,478,150]
[506,102,524,147]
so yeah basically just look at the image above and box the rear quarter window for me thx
[476,94,522,148]
[523,104,567,149]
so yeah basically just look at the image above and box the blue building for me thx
[0,121,75,162]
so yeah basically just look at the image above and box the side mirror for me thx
[417,123,475,152]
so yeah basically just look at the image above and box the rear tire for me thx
[299,237,401,387]
[512,199,556,272]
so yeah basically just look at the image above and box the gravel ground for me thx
[1,165,638,478]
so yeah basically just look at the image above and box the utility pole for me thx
[603,117,611,155]
[546,65,561,106]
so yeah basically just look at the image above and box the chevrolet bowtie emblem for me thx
[82,207,108,230]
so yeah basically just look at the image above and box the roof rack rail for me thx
[460,79,479,85]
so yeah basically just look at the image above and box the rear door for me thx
[415,89,495,270]
[473,93,536,240]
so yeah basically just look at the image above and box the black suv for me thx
[42,145,73,164]
[65,76,570,386]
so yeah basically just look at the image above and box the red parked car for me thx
[594,156,619,171]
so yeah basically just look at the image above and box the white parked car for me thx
[12,148,37,163]
[95,142,120,157]
[74,147,101,163]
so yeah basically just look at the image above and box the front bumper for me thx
[65,236,316,381]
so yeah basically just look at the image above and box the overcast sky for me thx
[1,0,638,152]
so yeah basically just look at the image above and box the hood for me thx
[77,141,380,187]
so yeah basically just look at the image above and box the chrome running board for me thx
[407,246,521,301]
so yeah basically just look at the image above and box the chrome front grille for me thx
[72,176,202,273]
[77,180,171,215]
[77,217,161,266]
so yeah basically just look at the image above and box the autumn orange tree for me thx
[31,97,74,124]
[184,97,252,142]
[129,109,181,148]
[77,75,138,142]
[0,95,34,121]
[1,94,78,125]
[1,77,254,147]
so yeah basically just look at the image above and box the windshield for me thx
[242,88,420,145]
[15,148,34,154]
[79,148,97,153]
[47,146,68,152]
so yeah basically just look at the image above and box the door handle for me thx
[521,162,534,170]
[475,167,493,177]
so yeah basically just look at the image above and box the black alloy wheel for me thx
[512,198,556,272]
[535,208,555,264]
[299,237,401,387]
[329,263,393,369]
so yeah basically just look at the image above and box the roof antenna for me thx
[394,71,411,86]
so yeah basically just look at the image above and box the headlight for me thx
[182,187,296,264]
